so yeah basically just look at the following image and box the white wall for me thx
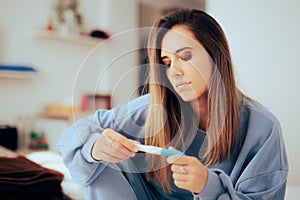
[0,0,139,150]
[0,0,139,121]
[97,0,139,106]
[0,0,96,122]
[207,0,300,186]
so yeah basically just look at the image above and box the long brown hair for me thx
[145,9,241,192]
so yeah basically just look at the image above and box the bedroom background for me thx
[0,0,299,199]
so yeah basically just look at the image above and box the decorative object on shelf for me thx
[36,1,110,46]
[29,131,48,150]
[41,104,76,120]
[90,29,110,39]
[80,94,112,112]
[46,18,55,31]
[0,65,37,79]
[54,0,84,36]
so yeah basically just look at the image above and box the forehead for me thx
[161,25,202,54]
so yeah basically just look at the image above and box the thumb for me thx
[168,146,180,151]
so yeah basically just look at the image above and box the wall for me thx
[207,0,300,186]
[0,0,139,117]
[0,0,139,151]
[0,0,97,122]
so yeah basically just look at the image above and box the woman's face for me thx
[160,25,213,102]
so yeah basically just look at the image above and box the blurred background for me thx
[0,0,299,198]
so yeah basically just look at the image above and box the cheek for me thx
[188,68,210,95]
[192,63,212,85]
[192,73,208,93]
[190,53,213,84]
[165,70,174,85]
[202,68,212,84]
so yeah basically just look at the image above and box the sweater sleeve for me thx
[56,114,108,185]
[193,169,288,200]
[194,111,288,200]
[57,95,149,186]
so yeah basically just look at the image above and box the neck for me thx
[193,92,208,131]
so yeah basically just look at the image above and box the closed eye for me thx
[180,53,192,62]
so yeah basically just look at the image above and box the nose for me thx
[169,58,183,77]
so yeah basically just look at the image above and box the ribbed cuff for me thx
[81,133,102,163]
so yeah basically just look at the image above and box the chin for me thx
[179,92,198,102]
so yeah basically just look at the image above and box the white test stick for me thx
[135,144,185,156]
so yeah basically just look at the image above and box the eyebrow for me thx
[161,47,193,60]
[175,47,193,54]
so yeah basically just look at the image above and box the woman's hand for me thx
[167,147,208,194]
[91,128,139,163]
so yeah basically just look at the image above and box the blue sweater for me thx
[57,94,288,200]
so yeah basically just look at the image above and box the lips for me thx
[175,81,191,89]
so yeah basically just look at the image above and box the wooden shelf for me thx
[38,113,71,121]
[0,71,37,79]
[33,30,104,46]
[38,111,92,123]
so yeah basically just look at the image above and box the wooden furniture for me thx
[80,94,112,112]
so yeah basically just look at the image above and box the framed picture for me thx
[81,94,112,112]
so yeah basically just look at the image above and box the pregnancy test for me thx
[135,144,185,156]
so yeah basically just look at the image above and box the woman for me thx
[58,9,288,199]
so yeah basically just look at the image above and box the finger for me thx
[168,146,177,151]
[92,132,136,162]
[167,155,188,165]
[173,180,191,191]
[105,129,139,152]
[100,144,130,160]
[99,136,135,158]
[171,164,189,174]
[172,171,189,182]
[107,139,136,158]
[98,151,126,163]
[102,132,138,158]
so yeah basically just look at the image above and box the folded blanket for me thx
[0,155,64,200]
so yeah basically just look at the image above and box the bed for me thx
[1,145,298,199]
[27,151,299,200]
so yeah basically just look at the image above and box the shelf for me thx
[38,111,92,122]
[33,30,104,46]
[38,113,71,121]
[0,71,36,79]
